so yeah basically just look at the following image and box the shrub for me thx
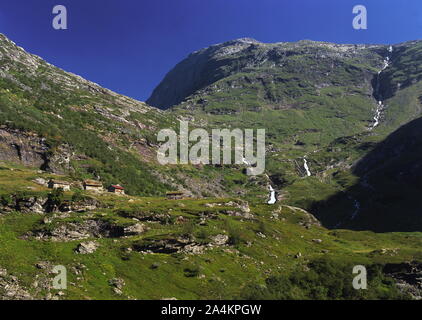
[184,266,200,278]
[240,258,410,300]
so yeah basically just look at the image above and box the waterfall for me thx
[303,157,311,177]
[264,174,277,205]
[370,47,393,130]
[267,185,277,205]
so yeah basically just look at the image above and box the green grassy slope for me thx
[0,165,420,299]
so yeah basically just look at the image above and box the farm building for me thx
[83,179,103,192]
[48,179,71,191]
[166,191,189,200]
[108,184,125,195]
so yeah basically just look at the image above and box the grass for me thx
[0,165,421,299]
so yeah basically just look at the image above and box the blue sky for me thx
[0,0,421,101]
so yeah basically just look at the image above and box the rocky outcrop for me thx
[28,219,124,241]
[133,237,198,254]
[204,200,254,219]
[75,241,99,254]
[0,127,49,169]
[109,278,125,295]
[211,234,229,246]
[384,262,422,300]
[0,127,74,174]
[0,195,101,215]
[133,234,230,255]
[0,267,32,300]
[123,223,148,236]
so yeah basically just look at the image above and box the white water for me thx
[303,158,311,177]
[370,47,393,130]
[263,174,277,205]
[267,185,277,205]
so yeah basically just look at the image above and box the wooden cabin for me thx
[83,179,103,193]
[166,191,188,200]
[108,184,125,195]
[48,179,71,191]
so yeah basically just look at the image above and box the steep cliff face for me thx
[0,127,76,173]
[0,127,49,169]
[147,38,262,108]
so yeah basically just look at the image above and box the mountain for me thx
[148,37,422,232]
[0,34,259,198]
[2,33,422,230]
[149,38,385,108]
[0,34,174,195]
[1,33,422,300]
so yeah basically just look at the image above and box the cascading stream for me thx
[370,46,393,130]
[264,174,277,205]
[303,157,311,177]
[267,185,277,205]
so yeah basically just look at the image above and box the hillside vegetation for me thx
[1,34,422,299]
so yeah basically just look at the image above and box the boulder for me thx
[211,234,229,246]
[75,241,99,254]
[123,223,147,236]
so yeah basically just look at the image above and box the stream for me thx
[264,174,277,205]
[267,185,277,205]
[303,157,312,176]
[370,46,393,130]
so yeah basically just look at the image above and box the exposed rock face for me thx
[224,201,253,219]
[0,268,32,300]
[75,241,99,254]
[0,195,100,215]
[123,223,148,236]
[133,238,195,254]
[0,127,74,174]
[211,234,229,245]
[384,262,422,300]
[133,235,229,255]
[30,219,124,242]
[109,278,125,295]
[0,128,49,169]
[0,196,47,214]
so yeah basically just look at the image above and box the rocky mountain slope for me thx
[0,34,172,194]
[148,37,422,232]
[0,34,262,198]
[1,34,422,300]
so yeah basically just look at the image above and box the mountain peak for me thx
[147,38,391,109]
